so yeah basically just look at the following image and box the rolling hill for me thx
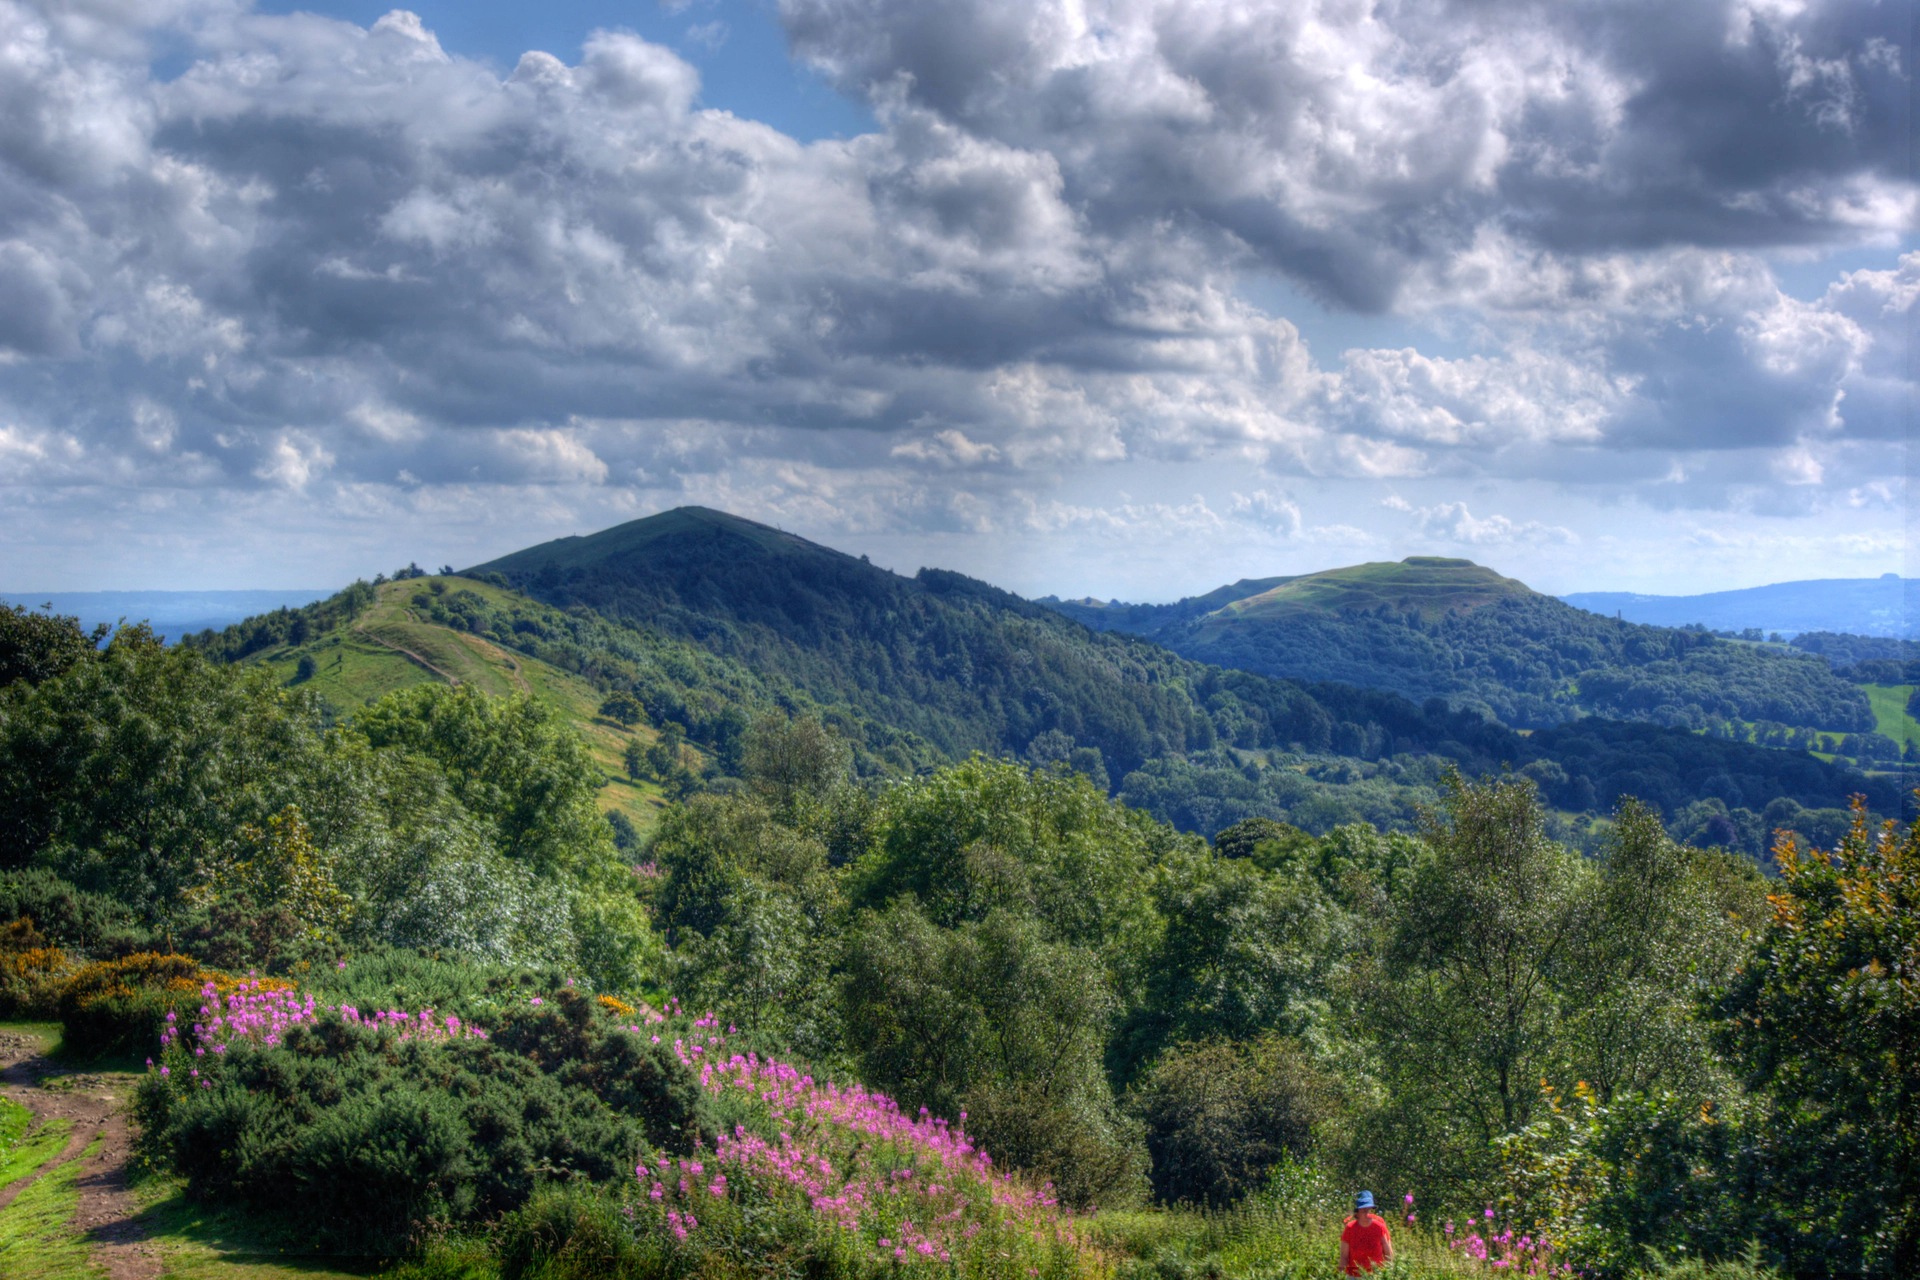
[462,508,1907,851]
[1042,557,1875,737]
[1564,574,1920,637]
[185,576,683,834]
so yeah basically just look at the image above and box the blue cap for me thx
[1355,1191,1375,1210]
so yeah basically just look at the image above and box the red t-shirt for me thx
[1341,1213,1392,1275]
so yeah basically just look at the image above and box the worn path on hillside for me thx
[0,1031,159,1280]
[353,615,463,686]
[453,630,532,694]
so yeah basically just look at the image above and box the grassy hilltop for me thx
[1045,555,1882,742]
[1211,557,1535,623]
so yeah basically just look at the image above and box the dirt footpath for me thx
[0,1030,160,1280]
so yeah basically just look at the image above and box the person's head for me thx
[1354,1191,1375,1217]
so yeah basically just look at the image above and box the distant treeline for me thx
[1789,630,1920,683]
[1056,591,1876,735]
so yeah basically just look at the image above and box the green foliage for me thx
[0,631,331,929]
[1709,803,1920,1277]
[0,867,149,953]
[646,794,842,1050]
[490,1182,649,1280]
[0,603,105,688]
[306,950,580,1029]
[0,635,657,984]
[490,988,716,1153]
[1052,566,1875,735]
[355,684,615,879]
[1130,1036,1335,1207]
[840,901,1140,1206]
[851,755,1174,951]
[1113,851,1344,1079]
[598,691,645,726]
[134,1020,658,1252]
[182,580,378,660]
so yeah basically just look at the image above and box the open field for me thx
[1862,683,1919,750]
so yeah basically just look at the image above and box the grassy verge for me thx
[0,1107,72,1197]
[1090,1204,1479,1280]
[0,1135,102,1279]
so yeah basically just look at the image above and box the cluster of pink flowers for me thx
[1445,1209,1569,1274]
[634,1013,1076,1269]
[150,979,490,1080]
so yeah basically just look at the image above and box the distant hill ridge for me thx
[1040,555,1878,738]
[1564,575,1919,638]
[1212,557,1535,624]
[458,509,1906,851]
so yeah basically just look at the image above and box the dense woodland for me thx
[1047,582,1877,736]
[0,599,1913,1280]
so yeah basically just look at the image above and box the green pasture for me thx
[1862,683,1918,749]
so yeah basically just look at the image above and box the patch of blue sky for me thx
[239,0,875,141]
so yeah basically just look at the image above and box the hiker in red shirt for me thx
[1339,1191,1394,1275]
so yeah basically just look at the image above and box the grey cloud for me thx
[781,0,1915,308]
[0,0,1907,545]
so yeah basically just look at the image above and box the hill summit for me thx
[1212,557,1537,625]
[1041,556,1872,736]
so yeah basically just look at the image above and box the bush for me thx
[134,1019,651,1252]
[0,869,150,955]
[489,989,714,1154]
[493,1183,649,1280]
[964,1080,1146,1209]
[57,953,286,1058]
[0,937,76,1018]
[177,894,335,975]
[1131,1036,1335,1208]
[306,949,577,1030]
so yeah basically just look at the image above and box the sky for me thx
[0,0,1914,601]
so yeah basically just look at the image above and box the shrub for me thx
[1131,1036,1335,1208]
[492,1183,648,1280]
[964,1081,1147,1209]
[0,939,76,1018]
[490,989,714,1154]
[135,1019,650,1253]
[306,949,575,1029]
[57,953,287,1058]
[0,868,150,954]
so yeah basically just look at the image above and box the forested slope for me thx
[1044,557,1875,733]
[465,509,1906,851]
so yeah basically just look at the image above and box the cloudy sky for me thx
[0,0,1913,599]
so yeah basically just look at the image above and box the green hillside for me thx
[1864,683,1920,750]
[463,508,1907,857]
[202,576,681,834]
[1045,555,1875,736]
[1214,556,1535,622]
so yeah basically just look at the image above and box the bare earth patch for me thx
[0,1030,160,1279]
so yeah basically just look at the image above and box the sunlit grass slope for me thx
[1211,556,1539,625]
[1863,683,1919,750]
[239,578,674,834]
